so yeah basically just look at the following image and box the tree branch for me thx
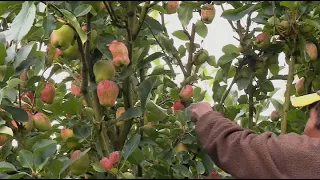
[103,1,125,28]
[114,1,137,151]
[248,60,255,130]
[76,34,92,110]
[220,5,238,32]
[132,1,150,41]
[186,23,196,77]
[268,75,288,80]
[282,52,295,134]
[160,13,168,34]
[217,60,246,111]
[144,21,177,75]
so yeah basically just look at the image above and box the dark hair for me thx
[308,101,320,129]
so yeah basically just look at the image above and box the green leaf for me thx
[47,159,64,178]
[146,100,169,122]
[238,95,248,104]
[59,148,91,175]
[15,56,37,75]
[269,64,279,75]
[193,87,206,102]
[7,172,29,179]
[217,54,237,66]
[138,76,159,109]
[122,172,136,179]
[150,4,166,13]
[270,98,283,113]
[73,125,91,140]
[199,151,214,175]
[177,2,193,27]
[207,55,216,67]
[260,80,274,93]
[144,16,163,32]
[60,9,87,44]
[0,1,23,16]
[127,148,144,164]
[212,81,227,102]
[0,162,16,172]
[156,34,174,54]
[140,126,158,141]
[196,161,205,175]
[96,33,116,59]
[280,1,297,10]
[6,78,22,90]
[2,106,28,122]
[32,139,56,153]
[10,1,36,41]
[138,52,165,69]
[0,126,12,137]
[237,78,250,90]
[222,44,240,55]
[91,162,106,173]
[74,4,92,17]
[47,64,62,80]
[304,19,320,32]
[172,30,189,41]
[0,43,6,65]
[4,46,15,64]
[123,134,141,160]
[62,95,80,115]
[27,76,42,87]
[18,150,34,170]
[0,119,4,126]
[33,143,57,171]
[221,4,256,21]
[0,138,11,159]
[195,20,208,38]
[33,52,45,75]
[118,107,142,121]
[14,42,36,69]
[172,164,191,177]
[43,13,56,38]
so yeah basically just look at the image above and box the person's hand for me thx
[188,102,213,122]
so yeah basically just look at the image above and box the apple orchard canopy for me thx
[291,91,320,107]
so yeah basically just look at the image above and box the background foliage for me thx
[0,1,317,179]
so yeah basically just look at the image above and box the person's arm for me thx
[196,111,320,179]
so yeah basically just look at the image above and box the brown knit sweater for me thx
[196,111,320,179]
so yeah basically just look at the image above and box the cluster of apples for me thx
[95,40,130,107]
[10,71,56,135]
[172,85,194,111]
[47,25,79,63]
[165,1,215,24]
[100,151,120,170]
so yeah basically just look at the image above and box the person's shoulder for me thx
[276,133,320,147]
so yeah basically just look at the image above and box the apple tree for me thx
[0,1,318,179]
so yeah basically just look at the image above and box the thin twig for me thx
[148,1,161,8]
[186,23,196,77]
[160,13,168,34]
[220,5,237,31]
[133,1,150,41]
[144,22,179,75]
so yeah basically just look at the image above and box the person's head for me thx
[304,101,320,137]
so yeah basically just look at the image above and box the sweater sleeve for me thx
[195,111,320,179]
